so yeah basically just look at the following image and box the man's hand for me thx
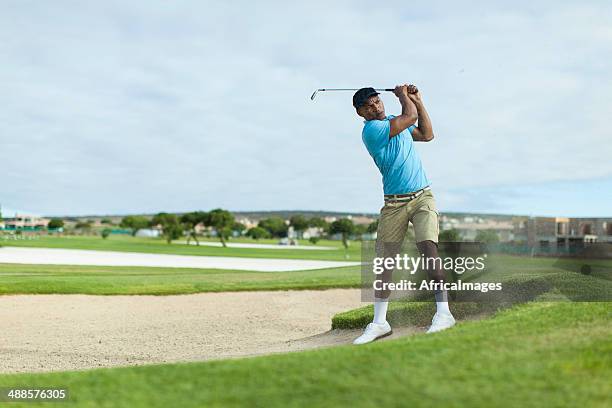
[405,85,434,142]
[393,84,409,98]
[393,84,419,98]
[407,86,422,104]
[389,84,418,137]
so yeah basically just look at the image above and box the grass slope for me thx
[334,256,611,329]
[0,263,361,295]
[0,302,609,407]
[0,235,361,261]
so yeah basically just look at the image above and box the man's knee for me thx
[417,240,445,282]
[416,239,438,255]
[374,289,391,299]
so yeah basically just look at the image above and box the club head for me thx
[310,89,321,101]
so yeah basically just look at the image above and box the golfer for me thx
[353,84,455,345]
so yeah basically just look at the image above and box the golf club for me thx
[310,87,417,101]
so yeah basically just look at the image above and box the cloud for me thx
[1,0,611,215]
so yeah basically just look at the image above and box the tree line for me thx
[119,209,238,246]
[47,213,501,246]
[43,212,506,249]
[120,211,376,248]
[45,211,380,248]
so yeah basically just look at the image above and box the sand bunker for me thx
[0,289,421,374]
[0,247,359,272]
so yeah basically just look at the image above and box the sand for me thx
[0,247,360,272]
[0,289,420,374]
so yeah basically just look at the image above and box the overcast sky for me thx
[2,0,611,217]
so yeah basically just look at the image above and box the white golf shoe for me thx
[426,312,456,334]
[353,321,392,345]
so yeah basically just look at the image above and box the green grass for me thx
[333,255,612,329]
[333,301,482,329]
[1,253,609,298]
[0,301,609,407]
[0,235,361,261]
[0,249,609,406]
[0,263,361,295]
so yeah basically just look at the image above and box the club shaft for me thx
[318,88,393,92]
[310,88,394,100]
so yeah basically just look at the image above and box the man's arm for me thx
[389,85,418,138]
[408,91,434,142]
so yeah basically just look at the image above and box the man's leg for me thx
[416,240,450,315]
[353,201,409,345]
[410,191,455,333]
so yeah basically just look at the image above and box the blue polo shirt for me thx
[361,115,430,195]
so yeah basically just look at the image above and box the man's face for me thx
[357,95,385,121]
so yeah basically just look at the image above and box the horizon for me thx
[2,205,610,220]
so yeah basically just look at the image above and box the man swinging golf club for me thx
[353,84,456,345]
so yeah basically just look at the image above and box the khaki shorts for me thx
[376,190,439,247]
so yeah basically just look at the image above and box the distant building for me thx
[513,216,612,253]
[440,215,514,241]
[2,214,49,230]
[235,217,258,229]
[347,215,376,225]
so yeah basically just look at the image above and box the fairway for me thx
[0,263,361,295]
[0,301,609,407]
[1,253,608,297]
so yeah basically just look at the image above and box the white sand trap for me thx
[0,247,360,272]
[0,289,420,374]
[179,241,336,250]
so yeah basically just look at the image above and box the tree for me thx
[75,221,92,230]
[208,208,235,247]
[47,218,65,230]
[180,211,209,246]
[246,226,269,240]
[101,218,113,224]
[439,228,461,242]
[329,218,355,249]
[475,230,500,244]
[151,213,182,244]
[308,217,330,234]
[120,215,150,236]
[258,217,288,238]
[366,220,379,233]
[289,215,309,238]
[101,228,112,239]
[232,222,246,235]
[309,236,320,245]
[353,223,367,238]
